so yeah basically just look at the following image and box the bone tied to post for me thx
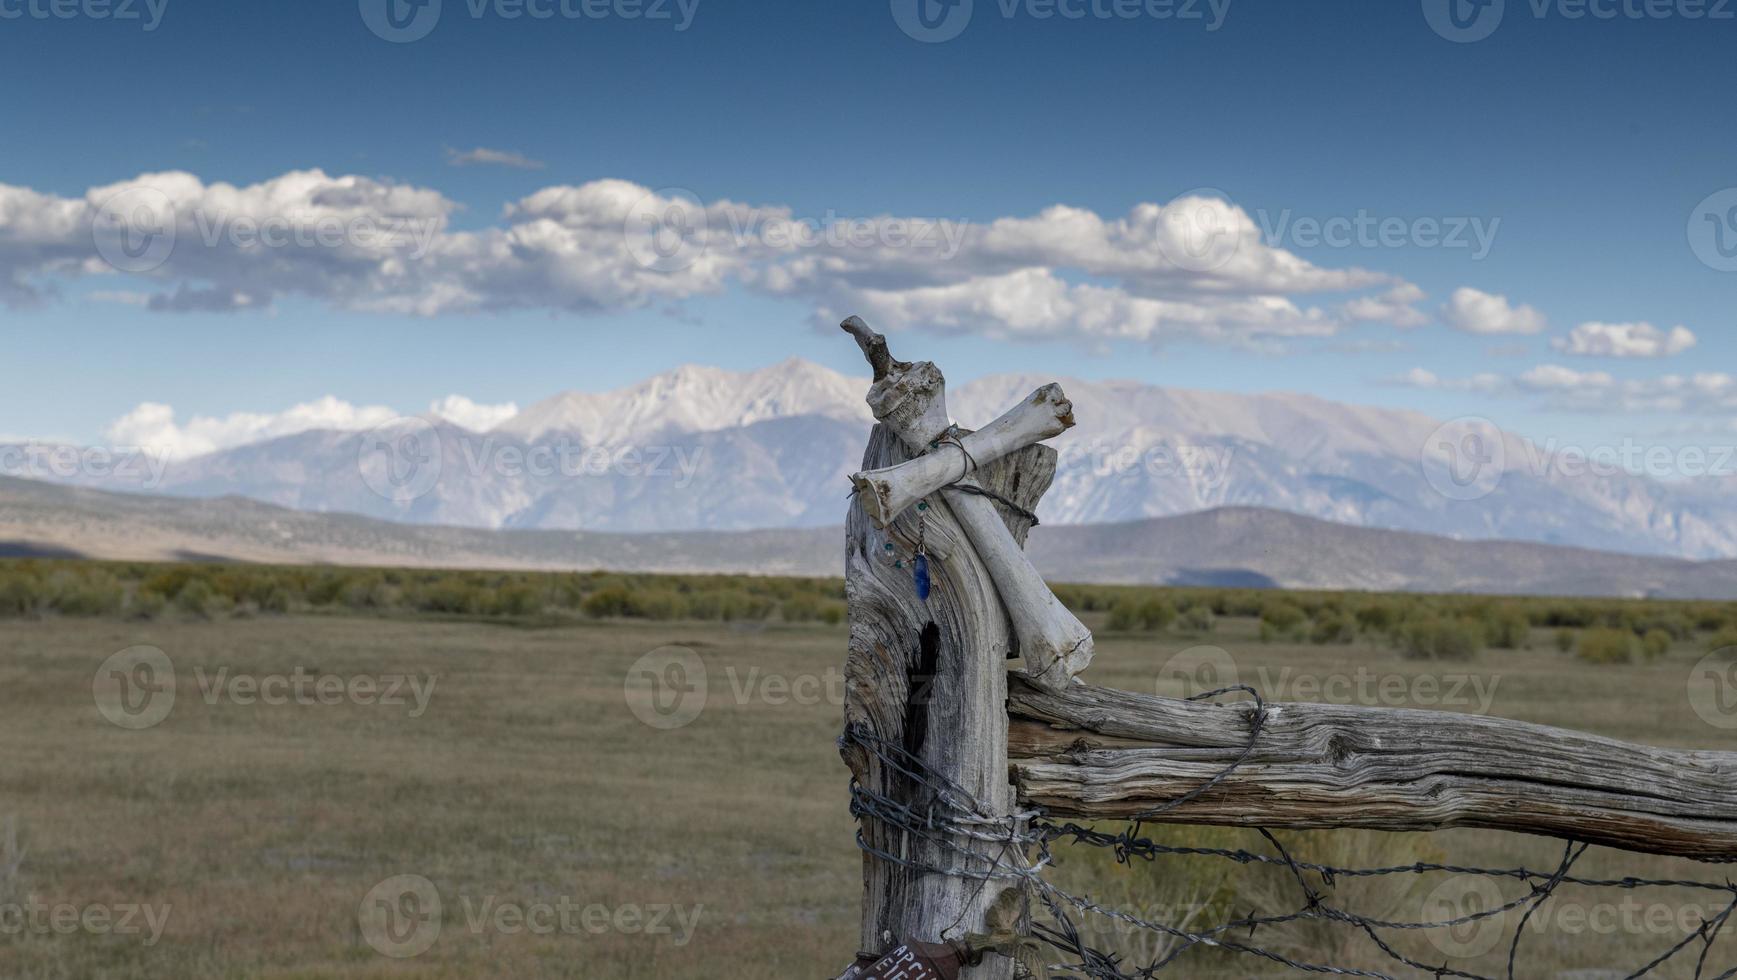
[841,315,1092,689]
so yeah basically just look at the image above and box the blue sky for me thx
[1,0,1733,456]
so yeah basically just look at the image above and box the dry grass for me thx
[0,611,1730,978]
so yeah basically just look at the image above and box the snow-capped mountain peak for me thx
[494,356,871,445]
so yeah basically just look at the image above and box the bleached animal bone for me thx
[849,383,1075,529]
[841,316,1093,689]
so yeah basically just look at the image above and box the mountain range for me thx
[7,358,1736,560]
[5,476,1735,598]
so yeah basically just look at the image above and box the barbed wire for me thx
[840,681,1737,980]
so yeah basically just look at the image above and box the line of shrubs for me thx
[0,560,846,626]
[4,560,1735,664]
[1056,582,1737,664]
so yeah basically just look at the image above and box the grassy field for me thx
[0,572,1734,978]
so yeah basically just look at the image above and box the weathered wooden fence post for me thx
[830,316,1737,979]
[837,317,1081,979]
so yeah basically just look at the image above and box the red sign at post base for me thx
[834,938,972,980]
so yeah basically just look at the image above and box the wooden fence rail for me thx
[1009,675,1737,861]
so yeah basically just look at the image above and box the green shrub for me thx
[1641,629,1671,661]
[488,583,543,617]
[1264,601,1306,639]
[1138,597,1178,631]
[0,574,36,617]
[1554,628,1576,653]
[1577,628,1634,665]
[1485,609,1531,650]
[1107,597,1143,631]
[1310,612,1353,645]
[1399,618,1482,661]
[128,588,167,620]
[1177,605,1215,634]
[1354,603,1397,635]
[46,570,123,616]
[174,579,219,619]
[781,593,823,622]
[1706,630,1737,657]
[582,587,634,619]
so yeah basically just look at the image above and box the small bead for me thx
[916,501,928,511]
[884,542,894,552]
[894,560,904,568]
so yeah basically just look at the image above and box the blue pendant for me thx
[913,553,931,602]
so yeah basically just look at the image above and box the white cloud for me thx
[1340,283,1429,328]
[0,171,1421,350]
[102,396,402,460]
[1396,363,1737,415]
[1518,364,1613,390]
[445,147,546,170]
[429,394,519,431]
[1386,367,1505,391]
[1552,321,1697,358]
[1441,287,1548,335]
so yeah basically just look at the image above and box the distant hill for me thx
[5,475,1735,598]
[10,359,1737,559]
